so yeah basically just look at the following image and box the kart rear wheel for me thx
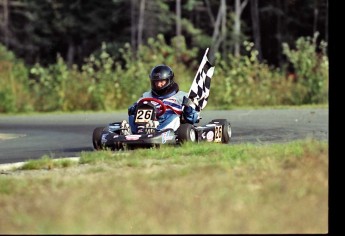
[211,119,231,144]
[176,123,197,144]
[92,127,105,150]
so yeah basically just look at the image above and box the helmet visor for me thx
[151,79,169,91]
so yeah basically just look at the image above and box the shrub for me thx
[283,32,328,104]
[211,41,292,108]
[0,44,33,113]
[0,33,329,113]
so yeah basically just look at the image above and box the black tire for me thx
[176,123,197,144]
[211,119,232,144]
[92,127,105,150]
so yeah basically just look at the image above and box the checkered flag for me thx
[187,48,215,112]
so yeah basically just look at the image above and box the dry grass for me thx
[0,139,328,234]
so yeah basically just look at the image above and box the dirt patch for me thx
[0,133,26,141]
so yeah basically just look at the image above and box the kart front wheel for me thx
[92,127,105,150]
[176,123,197,144]
[211,119,231,144]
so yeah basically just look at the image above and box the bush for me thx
[210,34,328,108]
[0,44,33,113]
[0,33,329,113]
[283,32,328,104]
[27,35,198,111]
[211,41,295,108]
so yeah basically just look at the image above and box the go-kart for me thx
[92,48,231,151]
[92,97,232,151]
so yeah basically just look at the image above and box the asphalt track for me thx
[0,108,328,164]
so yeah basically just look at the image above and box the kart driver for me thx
[123,64,199,134]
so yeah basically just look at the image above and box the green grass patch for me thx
[20,156,77,170]
[0,139,328,234]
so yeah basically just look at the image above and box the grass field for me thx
[0,139,328,234]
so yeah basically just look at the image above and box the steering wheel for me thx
[137,97,167,117]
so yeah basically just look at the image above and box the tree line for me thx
[0,0,328,68]
[0,0,329,113]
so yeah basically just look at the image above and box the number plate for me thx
[214,125,222,142]
[135,109,154,123]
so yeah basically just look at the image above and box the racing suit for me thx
[128,90,199,134]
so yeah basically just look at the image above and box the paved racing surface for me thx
[0,108,328,164]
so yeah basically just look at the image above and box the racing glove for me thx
[182,96,195,108]
[182,96,199,124]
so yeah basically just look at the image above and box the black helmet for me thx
[149,64,174,94]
